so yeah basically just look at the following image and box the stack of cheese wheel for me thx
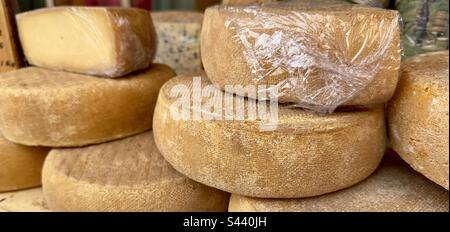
[0,7,229,212]
[151,11,204,75]
[388,51,449,190]
[150,1,437,212]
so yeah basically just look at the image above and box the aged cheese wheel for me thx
[228,152,449,212]
[222,0,277,5]
[0,134,49,192]
[201,3,401,112]
[151,11,203,74]
[16,7,156,78]
[0,188,50,212]
[42,131,230,212]
[388,51,449,190]
[0,65,175,147]
[153,74,386,198]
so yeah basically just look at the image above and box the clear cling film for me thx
[201,2,402,113]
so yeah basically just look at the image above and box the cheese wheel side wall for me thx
[388,51,449,190]
[153,76,387,198]
[0,135,49,192]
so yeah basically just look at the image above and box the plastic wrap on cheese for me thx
[201,2,402,113]
[16,7,156,78]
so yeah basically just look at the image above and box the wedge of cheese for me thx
[0,65,175,147]
[388,51,449,190]
[16,7,156,78]
[153,74,386,198]
[0,188,50,212]
[151,11,203,74]
[228,152,449,212]
[201,3,401,112]
[0,134,49,192]
[42,131,230,212]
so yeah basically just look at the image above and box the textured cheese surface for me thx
[0,134,49,192]
[228,152,449,212]
[42,131,230,212]
[17,7,156,78]
[388,51,449,190]
[153,75,386,198]
[0,188,49,212]
[201,3,401,109]
[0,65,175,147]
[222,0,277,5]
[151,11,203,74]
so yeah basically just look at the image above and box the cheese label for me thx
[0,0,20,73]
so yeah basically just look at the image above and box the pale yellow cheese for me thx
[228,152,449,212]
[0,188,50,212]
[16,7,156,78]
[201,3,401,111]
[388,51,449,190]
[151,11,203,74]
[153,74,386,198]
[0,65,175,147]
[222,0,277,5]
[0,134,49,192]
[42,131,230,212]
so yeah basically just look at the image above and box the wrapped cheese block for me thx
[388,51,449,190]
[0,188,50,212]
[42,131,230,212]
[151,11,204,74]
[201,2,401,113]
[16,7,156,78]
[228,152,449,212]
[153,74,386,198]
[0,65,175,147]
[0,134,49,192]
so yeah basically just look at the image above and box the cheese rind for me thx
[388,51,449,190]
[151,11,203,74]
[42,131,230,212]
[228,152,449,212]
[201,3,401,112]
[0,65,175,147]
[0,188,49,212]
[16,7,156,78]
[0,134,49,192]
[153,75,386,198]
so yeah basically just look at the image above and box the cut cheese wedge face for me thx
[0,65,175,147]
[0,188,50,212]
[151,11,203,74]
[388,51,449,190]
[228,152,449,212]
[0,134,49,192]
[201,3,401,112]
[42,131,230,212]
[153,74,386,198]
[16,7,156,78]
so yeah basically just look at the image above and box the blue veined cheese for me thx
[151,11,203,74]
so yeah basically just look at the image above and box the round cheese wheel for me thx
[42,131,230,212]
[201,3,401,112]
[388,51,449,190]
[228,152,449,212]
[153,74,386,198]
[0,188,49,212]
[151,11,204,74]
[0,64,175,147]
[0,134,49,192]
